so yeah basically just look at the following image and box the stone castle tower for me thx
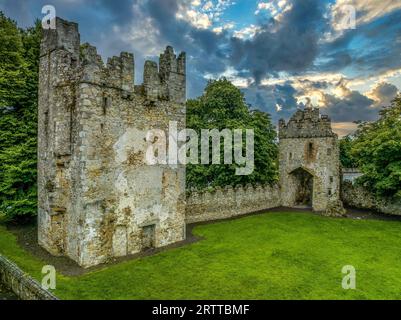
[278,108,341,211]
[38,18,186,268]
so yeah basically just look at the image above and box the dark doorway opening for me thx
[141,225,156,250]
[291,168,314,207]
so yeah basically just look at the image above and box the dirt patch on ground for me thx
[7,223,84,276]
[7,207,401,277]
[7,223,202,277]
[343,207,401,221]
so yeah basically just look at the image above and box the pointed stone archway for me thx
[290,167,315,208]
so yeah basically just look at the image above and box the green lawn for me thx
[1,211,401,300]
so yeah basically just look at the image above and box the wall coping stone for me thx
[0,254,59,300]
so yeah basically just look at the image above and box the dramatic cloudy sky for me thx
[2,0,401,136]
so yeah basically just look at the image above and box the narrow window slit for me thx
[103,96,111,115]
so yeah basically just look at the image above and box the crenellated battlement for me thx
[40,17,185,104]
[40,18,80,59]
[78,43,185,103]
[278,107,341,213]
[143,46,186,103]
[38,17,187,268]
[187,183,275,198]
[186,183,281,223]
[38,16,345,268]
[278,107,335,139]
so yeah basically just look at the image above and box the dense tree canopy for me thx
[339,135,357,168]
[0,13,41,222]
[0,10,398,223]
[351,96,401,199]
[186,78,278,190]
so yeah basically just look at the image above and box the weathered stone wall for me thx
[341,182,401,215]
[38,18,186,268]
[342,168,363,184]
[279,108,341,212]
[37,19,356,269]
[186,184,281,224]
[0,255,58,300]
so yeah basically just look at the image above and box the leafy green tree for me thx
[186,78,278,189]
[0,13,41,222]
[0,12,27,109]
[339,135,357,168]
[351,95,401,199]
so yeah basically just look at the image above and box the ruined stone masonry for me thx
[38,18,344,268]
[186,184,281,223]
[341,182,401,216]
[278,108,342,212]
[38,18,186,268]
[187,108,344,221]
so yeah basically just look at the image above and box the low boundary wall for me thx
[0,254,58,300]
[341,182,401,215]
[186,184,281,223]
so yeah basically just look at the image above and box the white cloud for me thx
[204,66,252,87]
[277,0,287,8]
[331,122,359,137]
[346,68,401,93]
[255,0,292,20]
[255,2,273,15]
[203,1,213,11]
[366,82,400,107]
[212,22,234,34]
[329,0,401,38]
[188,10,212,28]
[233,24,261,39]
[124,19,162,56]
[212,26,223,33]
[191,0,202,6]
[176,0,235,30]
